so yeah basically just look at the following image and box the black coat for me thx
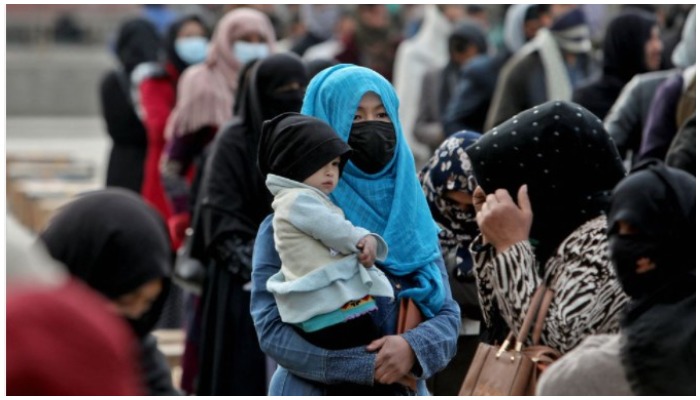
[192,119,272,396]
[100,69,148,192]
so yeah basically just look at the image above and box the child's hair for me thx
[258,112,352,182]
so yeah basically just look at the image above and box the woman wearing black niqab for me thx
[536,161,694,395]
[607,160,695,396]
[39,188,179,396]
[192,52,308,396]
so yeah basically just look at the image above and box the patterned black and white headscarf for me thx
[419,131,481,273]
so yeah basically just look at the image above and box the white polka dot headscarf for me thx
[466,100,626,261]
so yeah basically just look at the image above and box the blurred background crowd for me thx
[6,3,696,396]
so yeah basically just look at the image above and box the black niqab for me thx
[608,160,695,300]
[40,188,172,336]
[241,53,309,144]
[115,18,162,75]
[609,161,696,396]
[466,100,626,263]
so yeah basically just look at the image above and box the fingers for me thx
[483,188,522,212]
[359,255,373,268]
[517,184,531,213]
[366,337,387,352]
[494,188,513,203]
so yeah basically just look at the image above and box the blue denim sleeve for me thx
[250,214,376,385]
[401,256,461,380]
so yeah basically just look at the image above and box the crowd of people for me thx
[7,4,695,396]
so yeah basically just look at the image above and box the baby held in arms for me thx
[257,112,394,349]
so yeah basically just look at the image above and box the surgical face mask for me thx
[174,36,209,65]
[347,121,397,174]
[233,41,269,65]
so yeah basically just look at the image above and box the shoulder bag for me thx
[458,284,560,396]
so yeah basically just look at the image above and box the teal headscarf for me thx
[301,64,444,317]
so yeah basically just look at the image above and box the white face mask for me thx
[233,41,270,65]
[174,36,209,65]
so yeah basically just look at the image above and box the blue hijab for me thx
[301,64,444,317]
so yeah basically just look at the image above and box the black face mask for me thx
[348,121,397,174]
[608,234,664,299]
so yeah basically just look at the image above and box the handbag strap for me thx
[531,287,554,345]
[514,285,547,349]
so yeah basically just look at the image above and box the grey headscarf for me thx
[503,4,533,53]
[672,6,696,68]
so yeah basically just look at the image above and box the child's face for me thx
[304,156,341,195]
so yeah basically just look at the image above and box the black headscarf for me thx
[258,112,351,182]
[115,18,162,75]
[602,10,657,84]
[609,161,696,396]
[237,52,308,154]
[466,100,626,263]
[165,14,210,74]
[40,188,172,336]
[607,160,695,301]
[573,10,658,119]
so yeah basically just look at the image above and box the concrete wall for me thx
[7,45,116,116]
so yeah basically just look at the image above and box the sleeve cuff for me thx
[325,349,376,385]
[369,233,388,260]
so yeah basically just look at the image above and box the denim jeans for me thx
[251,214,460,395]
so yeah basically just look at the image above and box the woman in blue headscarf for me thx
[251,64,460,395]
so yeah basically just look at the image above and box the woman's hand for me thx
[475,185,533,254]
[367,335,416,385]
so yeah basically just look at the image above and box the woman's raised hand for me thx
[475,184,533,254]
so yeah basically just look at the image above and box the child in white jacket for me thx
[258,112,394,349]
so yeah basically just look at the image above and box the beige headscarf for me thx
[165,7,276,139]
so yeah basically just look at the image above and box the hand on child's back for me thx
[357,235,378,267]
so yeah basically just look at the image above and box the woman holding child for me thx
[251,64,460,395]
